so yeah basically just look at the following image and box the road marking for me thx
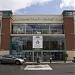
[24,64,53,70]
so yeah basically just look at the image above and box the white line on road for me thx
[24,65,53,70]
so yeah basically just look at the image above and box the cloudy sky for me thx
[0,0,74,14]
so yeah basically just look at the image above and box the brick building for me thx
[0,10,75,61]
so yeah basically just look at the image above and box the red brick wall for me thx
[63,18,74,51]
[1,18,12,50]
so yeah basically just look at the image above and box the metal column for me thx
[33,52,34,61]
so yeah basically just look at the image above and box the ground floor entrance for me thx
[12,51,64,62]
[11,36,65,62]
[26,52,63,62]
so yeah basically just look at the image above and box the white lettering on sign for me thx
[13,17,63,21]
[13,15,63,22]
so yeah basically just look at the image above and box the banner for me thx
[33,36,43,48]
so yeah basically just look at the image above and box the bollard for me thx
[24,58,26,62]
[50,57,52,63]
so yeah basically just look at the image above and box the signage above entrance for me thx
[13,15,63,23]
[33,36,43,48]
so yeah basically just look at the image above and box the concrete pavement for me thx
[24,61,73,64]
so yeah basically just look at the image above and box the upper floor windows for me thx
[63,11,73,18]
[12,23,64,34]
[26,24,49,34]
[12,24,25,34]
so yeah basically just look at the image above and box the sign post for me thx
[33,36,43,62]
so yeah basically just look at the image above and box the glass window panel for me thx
[12,23,64,34]
[11,36,32,50]
[26,30,32,34]
[43,29,49,34]
[11,36,65,51]
[51,30,57,34]
[12,24,26,34]
[26,24,49,30]
[50,24,63,29]
[26,23,49,34]
[50,24,64,34]
[43,36,65,50]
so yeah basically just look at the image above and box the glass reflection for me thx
[12,24,26,34]
[43,36,65,50]
[50,24,64,34]
[11,36,65,50]
[12,23,64,34]
[26,24,49,34]
[12,36,32,50]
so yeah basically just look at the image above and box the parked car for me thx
[0,55,25,65]
[14,56,26,62]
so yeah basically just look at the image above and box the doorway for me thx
[34,52,41,61]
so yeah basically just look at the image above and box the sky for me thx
[0,0,74,14]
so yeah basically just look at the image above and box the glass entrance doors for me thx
[24,52,63,62]
[34,52,41,62]
[24,52,41,62]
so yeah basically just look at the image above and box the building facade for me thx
[0,10,75,61]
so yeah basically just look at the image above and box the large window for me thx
[12,23,64,34]
[26,24,49,34]
[11,36,65,51]
[50,24,64,34]
[11,36,32,50]
[43,36,65,50]
[12,24,26,34]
